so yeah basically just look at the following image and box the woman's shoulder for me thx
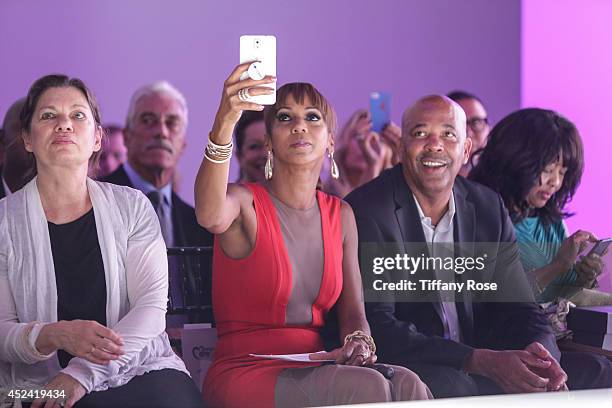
[91,180,148,206]
[514,215,565,242]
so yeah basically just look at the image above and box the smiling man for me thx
[345,95,581,397]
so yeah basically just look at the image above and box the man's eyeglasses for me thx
[467,117,489,132]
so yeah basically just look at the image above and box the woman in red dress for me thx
[195,63,431,407]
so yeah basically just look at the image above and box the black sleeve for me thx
[479,195,561,361]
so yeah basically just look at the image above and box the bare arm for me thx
[334,202,378,365]
[194,62,275,234]
[527,229,598,291]
[336,201,370,339]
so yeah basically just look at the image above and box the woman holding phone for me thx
[195,63,431,407]
[324,109,401,198]
[469,108,612,306]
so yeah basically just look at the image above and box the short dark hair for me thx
[447,90,483,105]
[234,110,264,155]
[469,108,584,225]
[20,74,105,175]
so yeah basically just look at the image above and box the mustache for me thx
[145,141,173,153]
[417,152,451,164]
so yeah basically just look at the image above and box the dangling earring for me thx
[265,149,274,180]
[329,149,340,179]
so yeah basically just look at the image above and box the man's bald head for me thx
[398,94,472,201]
[401,95,467,140]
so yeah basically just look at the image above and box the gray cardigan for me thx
[0,178,188,392]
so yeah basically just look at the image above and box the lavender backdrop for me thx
[0,0,521,202]
[522,0,612,290]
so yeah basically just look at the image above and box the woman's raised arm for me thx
[195,62,274,234]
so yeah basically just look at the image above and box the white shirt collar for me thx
[123,161,172,207]
[412,191,456,232]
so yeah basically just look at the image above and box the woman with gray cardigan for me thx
[0,75,202,408]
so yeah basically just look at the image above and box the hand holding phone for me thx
[370,92,391,133]
[588,238,612,257]
[240,35,276,105]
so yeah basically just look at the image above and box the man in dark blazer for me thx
[346,95,611,397]
[101,82,212,324]
[100,81,211,248]
[102,163,211,248]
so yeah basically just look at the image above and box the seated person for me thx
[101,81,212,324]
[0,74,202,408]
[234,110,267,182]
[96,124,127,178]
[0,98,35,199]
[194,63,432,407]
[101,81,212,248]
[447,90,490,177]
[469,108,612,306]
[324,109,401,197]
[346,95,612,397]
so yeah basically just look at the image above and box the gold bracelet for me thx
[344,330,376,354]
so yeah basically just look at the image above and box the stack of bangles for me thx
[205,133,233,164]
[344,330,377,358]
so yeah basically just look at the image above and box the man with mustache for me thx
[102,81,212,324]
[102,81,211,248]
[346,96,584,397]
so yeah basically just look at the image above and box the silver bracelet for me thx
[205,133,233,163]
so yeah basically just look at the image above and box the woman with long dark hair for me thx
[470,108,610,306]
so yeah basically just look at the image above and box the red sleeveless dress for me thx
[203,184,343,408]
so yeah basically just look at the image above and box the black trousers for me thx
[23,369,203,408]
[406,351,612,398]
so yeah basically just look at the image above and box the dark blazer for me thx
[345,164,559,370]
[101,164,212,247]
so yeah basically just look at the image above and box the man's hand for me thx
[464,348,552,393]
[31,373,86,408]
[524,342,568,391]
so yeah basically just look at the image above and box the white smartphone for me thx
[239,35,276,105]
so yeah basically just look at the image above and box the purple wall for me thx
[0,0,521,203]
[522,0,612,290]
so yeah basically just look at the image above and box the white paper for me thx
[249,351,334,362]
